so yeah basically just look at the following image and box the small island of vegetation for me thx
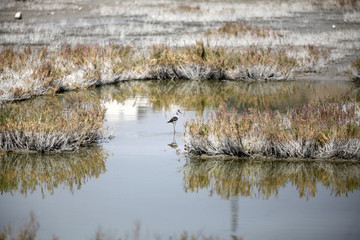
[185,96,360,160]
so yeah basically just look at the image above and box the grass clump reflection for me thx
[181,158,360,200]
[185,96,360,160]
[0,93,106,152]
[0,147,107,198]
[100,79,354,116]
[101,80,301,114]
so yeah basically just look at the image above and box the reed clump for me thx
[304,44,329,65]
[185,96,360,160]
[0,94,106,152]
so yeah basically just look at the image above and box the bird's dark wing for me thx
[167,116,178,123]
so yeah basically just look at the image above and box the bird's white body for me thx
[167,110,182,133]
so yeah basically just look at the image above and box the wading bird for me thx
[167,110,182,134]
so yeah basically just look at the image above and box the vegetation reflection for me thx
[0,147,107,198]
[181,158,360,200]
[98,79,355,114]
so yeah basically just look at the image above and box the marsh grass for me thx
[0,43,303,102]
[303,44,330,66]
[0,93,106,152]
[205,22,285,38]
[0,43,337,103]
[185,96,360,159]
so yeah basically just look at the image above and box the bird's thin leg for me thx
[173,122,176,134]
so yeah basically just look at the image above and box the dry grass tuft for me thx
[0,147,107,197]
[149,41,297,69]
[0,93,106,152]
[176,4,200,12]
[206,22,285,38]
[182,158,360,200]
[0,212,39,240]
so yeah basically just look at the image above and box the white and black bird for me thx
[167,110,182,133]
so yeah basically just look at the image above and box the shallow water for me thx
[1,80,360,240]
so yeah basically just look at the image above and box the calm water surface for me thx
[1,80,360,240]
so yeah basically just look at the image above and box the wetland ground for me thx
[1,0,360,239]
